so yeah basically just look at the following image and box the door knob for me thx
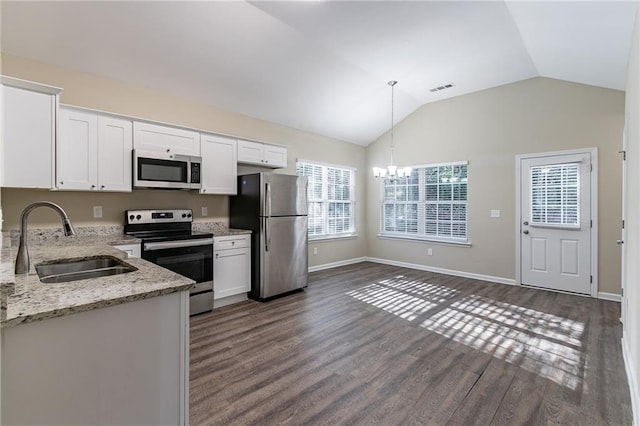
[617,240,624,245]
[523,230,529,235]
[523,221,529,226]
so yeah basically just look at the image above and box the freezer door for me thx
[261,174,308,217]
[260,216,308,298]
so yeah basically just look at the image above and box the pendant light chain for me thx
[372,79,411,181]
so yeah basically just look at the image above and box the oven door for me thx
[142,238,213,295]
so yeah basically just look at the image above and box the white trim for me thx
[377,234,471,247]
[213,293,248,309]
[1,75,63,95]
[308,257,366,273]
[623,334,640,426]
[179,291,189,426]
[365,257,516,286]
[296,158,357,172]
[309,234,358,242]
[597,292,622,302]
[515,148,598,297]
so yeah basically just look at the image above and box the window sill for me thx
[309,234,358,243]
[377,234,471,247]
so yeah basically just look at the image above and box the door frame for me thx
[515,148,599,297]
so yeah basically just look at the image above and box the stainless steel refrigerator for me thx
[230,173,308,300]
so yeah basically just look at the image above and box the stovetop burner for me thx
[124,209,213,242]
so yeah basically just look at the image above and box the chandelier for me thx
[372,80,412,180]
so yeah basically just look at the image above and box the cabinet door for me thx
[263,144,287,168]
[200,134,237,195]
[98,116,132,192]
[214,247,251,299]
[57,108,98,190]
[133,122,200,156]
[237,140,264,165]
[2,85,55,188]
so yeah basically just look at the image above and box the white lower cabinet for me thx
[57,106,132,192]
[112,242,141,258]
[214,234,251,307]
[1,292,190,426]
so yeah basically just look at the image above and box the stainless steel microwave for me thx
[133,150,202,190]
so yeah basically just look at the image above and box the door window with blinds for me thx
[530,163,580,227]
[296,160,356,239]
[380,162,468,242]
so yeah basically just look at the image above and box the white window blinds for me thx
[296,160,356,239]
[530,163,579,226]
[381,162,468,242]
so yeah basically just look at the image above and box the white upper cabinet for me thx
[237,140,287,168]
[97,116,133,192]
[200,133,237,195]
[57,106,132,192]
[133,122,200,156]
[1,76,62,189]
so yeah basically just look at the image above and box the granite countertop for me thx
[0,232,194,328]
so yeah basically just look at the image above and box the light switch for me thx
[491,209,500,218]
[201,206,208,217]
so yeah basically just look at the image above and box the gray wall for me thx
[366,77,624,295]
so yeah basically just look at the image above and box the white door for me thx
[237,140,264,164]
[520,152,592,295]
[263,144,287,167]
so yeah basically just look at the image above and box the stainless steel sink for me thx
[35,255,137,283]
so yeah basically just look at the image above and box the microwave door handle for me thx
[144,238,214,251]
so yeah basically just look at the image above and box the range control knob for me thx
[129,215,135,221]
[187,213,192,218]
[182,213,187,218]
[136,214,142,220]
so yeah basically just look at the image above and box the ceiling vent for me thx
[429,83,455,93]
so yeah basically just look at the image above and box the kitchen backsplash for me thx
[2,221,228,249]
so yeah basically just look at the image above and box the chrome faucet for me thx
[14,201,76,274]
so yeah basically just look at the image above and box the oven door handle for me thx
[144,238,214,251]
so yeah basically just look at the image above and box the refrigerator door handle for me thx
[264,217,270,252]
[266,182,272,217]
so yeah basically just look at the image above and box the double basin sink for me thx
[35,255,137,283]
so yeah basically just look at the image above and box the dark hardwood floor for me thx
[190,262,632,425]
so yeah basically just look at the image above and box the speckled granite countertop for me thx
[0,230,194,328]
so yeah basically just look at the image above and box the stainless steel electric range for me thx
[124,209,213,316]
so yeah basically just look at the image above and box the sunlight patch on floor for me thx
[346,276,586,391]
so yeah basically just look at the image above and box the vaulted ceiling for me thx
[2,1,637,146]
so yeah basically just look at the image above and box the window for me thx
[296,160,356,239]
[530,163,579,227]
[381,162,468,242]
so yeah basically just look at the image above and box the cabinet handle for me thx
[202,189,206,193]
[91,184,96,189]
[59,181,64,185]
[100,185,105,189]
[232,241,235,245]
[216,253,219,258]
[166,149,171,153]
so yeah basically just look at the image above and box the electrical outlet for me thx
[427,248,433,256]
[313,247,318,255]
[491,209,501,218]
[93,206,103,219]
[201,206,208,217]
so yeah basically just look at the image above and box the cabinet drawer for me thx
[214,235,250,250]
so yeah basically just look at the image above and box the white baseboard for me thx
[308,257,367,273]
[364,257,516,286]
[623,333,639,426]
[598,292,622,302]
